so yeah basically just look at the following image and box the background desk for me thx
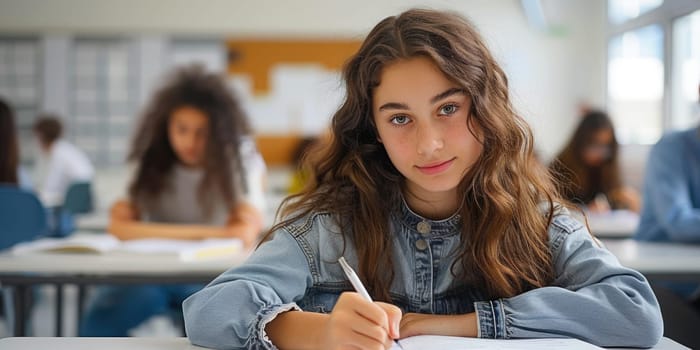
[602,239,700,282]
[0,336,689,350]
[0,250,246,336]
[585,210,640,239]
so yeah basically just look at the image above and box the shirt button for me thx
[416,221,431,235]
[415,239,428,250]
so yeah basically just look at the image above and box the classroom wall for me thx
[0,0,607,160]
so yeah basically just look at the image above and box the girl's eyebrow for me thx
[378,102,409,112]
[377,87,467,112]
[431,87,467,104]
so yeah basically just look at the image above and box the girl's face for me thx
[168,106,209,167]
[582,128,613,167]
[373,56,483,210]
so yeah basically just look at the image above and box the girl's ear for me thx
[377,136,383,143]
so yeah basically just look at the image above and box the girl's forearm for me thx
[400,312,478,338]
[444,313,478,337]
[108,199,262,243]
[265,311,329,350]
[108,221,234,240]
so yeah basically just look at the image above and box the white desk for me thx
[0,249,246,337]
[602,239,700,282]
[0,337,204,349]
[0,336,689,350]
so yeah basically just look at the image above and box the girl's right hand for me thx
[609,187,641,213]
[321,292,402,350]
[588,193,611,214]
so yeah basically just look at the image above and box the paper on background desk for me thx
[584,209,640,237]
[392,335,602,350]
[11,233,243,261]
[118,237,243,261]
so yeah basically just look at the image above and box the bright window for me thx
[607,25,664,144]
[608,0,663,24]
[670,9,700,130]
[0,38,41,164]
[71,38,135,165]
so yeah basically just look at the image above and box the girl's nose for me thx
[416,122,444,156]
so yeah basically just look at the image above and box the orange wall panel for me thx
[255,134,304,167]
[227,39,361,95]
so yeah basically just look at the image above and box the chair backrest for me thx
[0,185,48,250]
[63,182,93,214]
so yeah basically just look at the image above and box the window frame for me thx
[606,0,700,143]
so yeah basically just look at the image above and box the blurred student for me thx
[33,115,94,207]
[636,82,700,276]
[638,82,700,243]
[0,97,36,334]
[549,110,640,213]
[635,82,700,348]
[79,64,266,337]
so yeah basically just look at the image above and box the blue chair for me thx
[0,185,48,335]
[0,185,48,250]
[50,182,94,237]
[63,182,93,214]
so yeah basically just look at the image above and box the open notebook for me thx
[392,335,602,350]
[10,233,243,261]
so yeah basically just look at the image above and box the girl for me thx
[549,110,640,213]
[183,9,662,350]
[80,65,266,336]
[32,115,94,208]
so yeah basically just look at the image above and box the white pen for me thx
[338,256,404,350]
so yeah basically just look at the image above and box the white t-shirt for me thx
[35,140,94,207]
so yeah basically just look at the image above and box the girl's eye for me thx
[390,115,410,125]
[439,104,458,115]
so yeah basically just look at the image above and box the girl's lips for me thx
[416,158,455,175]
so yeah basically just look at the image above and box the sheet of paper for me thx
[9,234,242,261]
[391,335,602,350]
[117,237,243,261]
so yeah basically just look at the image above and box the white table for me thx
[602,239,700,282]
[0,336,689,350]
[0,337,205,349]
[0,249,246,336]
[4,238,697,339]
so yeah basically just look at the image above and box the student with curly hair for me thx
[184,9,661,349]
[80,65,266,336]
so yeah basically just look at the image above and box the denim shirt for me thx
[636,127,700,243]
[183,203,662,350]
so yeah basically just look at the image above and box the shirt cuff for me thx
[474,299,510,339]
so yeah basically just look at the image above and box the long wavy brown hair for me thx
[269,8,560,301]
[128,65,251,216]
[0,97,18,185]
[549,110,621,207]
